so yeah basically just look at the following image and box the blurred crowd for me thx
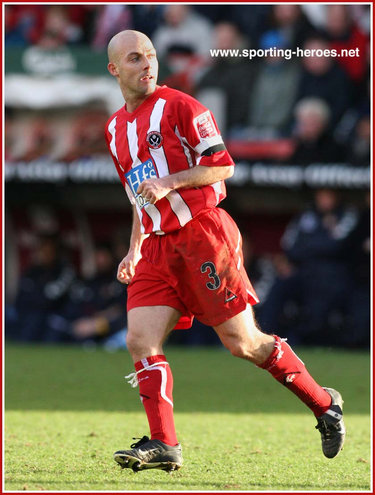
[5,187,370,349]
[5,5,370,349]
[255,188,370,348]
[6,226,130,350]
[5,4,370,165]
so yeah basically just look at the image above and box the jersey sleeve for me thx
[175,95,235,168]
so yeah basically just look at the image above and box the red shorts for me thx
[127,208,259,328]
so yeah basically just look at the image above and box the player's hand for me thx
[117,249,142,284]
[137,178,172,204]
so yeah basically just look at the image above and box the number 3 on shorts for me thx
[200,261,221,290]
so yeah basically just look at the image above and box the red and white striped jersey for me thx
[105,85,235,234]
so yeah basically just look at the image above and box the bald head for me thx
[108,30,154,63]
[107,30,159,111]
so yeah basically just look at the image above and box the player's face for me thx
[116,37,158,99]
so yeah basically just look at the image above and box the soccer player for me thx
[105,30,345,473]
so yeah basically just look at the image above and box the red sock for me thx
[259,335,332,417]
[134,355,178,446]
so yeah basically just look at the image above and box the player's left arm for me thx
[136,164,234,204]
[138,96,235,204]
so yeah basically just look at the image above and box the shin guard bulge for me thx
[134,355,178,446]
[259,335,332,417]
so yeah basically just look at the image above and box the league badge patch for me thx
[194,110,217,139]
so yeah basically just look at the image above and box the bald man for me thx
[105,30,345,473]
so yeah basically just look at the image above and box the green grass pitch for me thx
[4,343,371,491]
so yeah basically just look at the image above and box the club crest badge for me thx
[146,131,163,149]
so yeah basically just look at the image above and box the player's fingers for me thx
[117,263,130,283]
[136,182,148,195]
[118,259,137,284]
[117,262,126,277]
[142,191,155,204]
[118,267,133,284]
[137,181,155,196]
[118,271,131,284]
[136,184,150,203]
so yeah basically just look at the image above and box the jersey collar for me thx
[122,85,167,119]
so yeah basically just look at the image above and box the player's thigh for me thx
[127,305,181,348]
[171,208,258,327]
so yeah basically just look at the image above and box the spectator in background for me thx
[21,6,81,75]
[4,108,15,161]
[344,191,370,347]
[24,117,54,161]
[40,5,89,46]
[296,36,352,128]
[131,5,165,39]
[193,5,271,48]
[160,44,206,96]
[67,243,127,344]
[59,107,110,162]
[246,29,301,138]
[91,5,132,51]
[241,234,276,307]
[267,4,316,49]
[9,114,55,162]
[350,4,371,36]
[152,5,213,59]
[301,5,327,31]
[346,113,370,166]
[66,5,95,45]
[11,232,76,342]
[324,5,369,91]
[229,5,272,48]
[5,5,91,47]
[289,98,346,164]
[35,6,84,47]
[5,5,45,46]
[196,21,255,136]
[191,4,233,24]
[258,189,358,346]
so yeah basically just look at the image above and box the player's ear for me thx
[108,62,119,77]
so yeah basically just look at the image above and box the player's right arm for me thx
[105,122,145,284]
[117,205,145,284]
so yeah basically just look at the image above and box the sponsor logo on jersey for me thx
[125,158,157,209]
[146,131,163,149]
[194,110,217,139]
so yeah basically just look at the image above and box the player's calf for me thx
[258,335,332,417]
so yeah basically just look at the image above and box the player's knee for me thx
[225,334,274,365]
[228,341,250,360]
[222,337,256,361]
[125,332,136,355]
[126,331,146,357]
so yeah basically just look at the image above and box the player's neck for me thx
[123,86,160,113]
